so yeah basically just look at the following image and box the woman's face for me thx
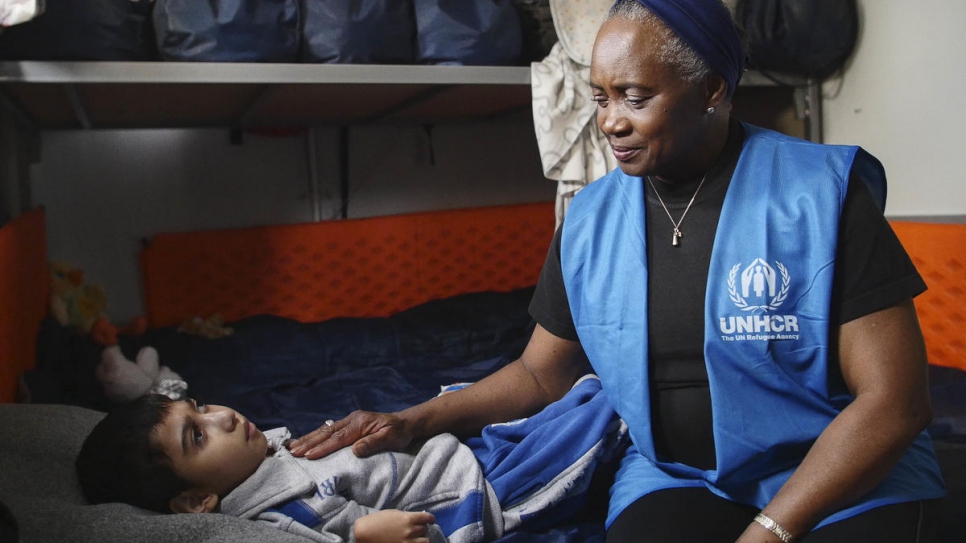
[590,17,714,182]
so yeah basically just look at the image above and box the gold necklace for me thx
[647,173,708,247]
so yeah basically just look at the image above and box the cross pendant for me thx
[672,229,682,247]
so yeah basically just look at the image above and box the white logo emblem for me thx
[728,258,790,312]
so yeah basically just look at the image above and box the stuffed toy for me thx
[178,313,234,339]
[96,345,188,403]
[48,261,148,347]
[48,260,108,335]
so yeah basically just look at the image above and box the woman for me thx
[289,1,946,541]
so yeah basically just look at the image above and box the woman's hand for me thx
[288,410,413,459]
[353,510,437,543]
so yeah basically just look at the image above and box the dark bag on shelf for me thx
[736,0,859,79]
[301,0,416,63]
[414,0,523,66]
[154,0,300,62]
[512,0,558,62]
[0,0,156,61]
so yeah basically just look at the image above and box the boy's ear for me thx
[169,489,219,514]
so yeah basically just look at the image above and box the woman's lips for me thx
[611,145,639,162]
[246,421,255,440]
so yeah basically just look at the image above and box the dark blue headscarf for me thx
[631,0,746,92]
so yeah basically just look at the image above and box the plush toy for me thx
[178,313,234,339]
[96,345,188,403]
[48,261,148,347]
[48,260,108,335]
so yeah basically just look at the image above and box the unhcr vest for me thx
[561,124,945,527]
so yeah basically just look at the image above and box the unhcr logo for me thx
[719,258,800,341]
[728,258,789,312]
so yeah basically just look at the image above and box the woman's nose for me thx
[597,106,628,136]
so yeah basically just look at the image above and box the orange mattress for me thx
[0,208,48,402]
[141,202,556,328]
[891,220,966,372]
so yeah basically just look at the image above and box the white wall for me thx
[30,119,555,323]
[823,0,966,218]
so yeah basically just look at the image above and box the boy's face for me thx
[152,399,268,499]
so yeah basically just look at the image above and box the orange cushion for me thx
[0,208,48,403]
[890,221,966,372]
[141,202,556,328]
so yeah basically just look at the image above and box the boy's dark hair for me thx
[75,394,191,513]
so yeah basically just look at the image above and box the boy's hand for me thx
[353,510,436,543]
[288,410,412,459]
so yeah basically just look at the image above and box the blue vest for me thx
[561,125,945,527]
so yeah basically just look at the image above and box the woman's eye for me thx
[626,96,646,107]
[592,96,609,107]
[193,426,204,446]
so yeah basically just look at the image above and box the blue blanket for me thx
[116,288,537,437]
[470,376,626,537]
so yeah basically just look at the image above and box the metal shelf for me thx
[0,61,532,85]
[0,62,535,130]
[0,61,817,134]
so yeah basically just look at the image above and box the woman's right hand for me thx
[288,410,413,459]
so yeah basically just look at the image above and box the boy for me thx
[76,376,623,543]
